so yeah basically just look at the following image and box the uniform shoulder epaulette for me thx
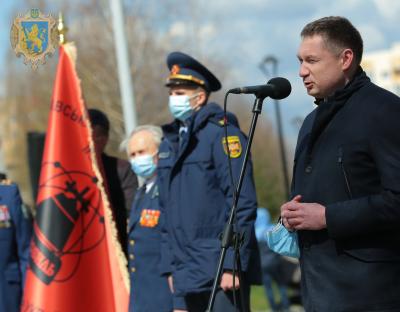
[209,116,228,127]
[0,179,13,185]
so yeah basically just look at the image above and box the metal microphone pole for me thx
[206,94,266,312]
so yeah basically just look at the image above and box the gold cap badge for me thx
[171,64,180,75]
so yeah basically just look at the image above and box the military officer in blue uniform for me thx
[158,52,260,311]
[126,125,173,312]
[0,179,32,312]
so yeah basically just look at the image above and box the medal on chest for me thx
[139,209,160,227]
[0,205,12,228]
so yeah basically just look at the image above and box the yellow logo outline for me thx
[10,9,57,69]
[222,136,242,158]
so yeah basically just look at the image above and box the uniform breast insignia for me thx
[139,209,161,228]
[218,118,227,126]
[0,205,12,228]
[222,136,242,158]
[158,152,170,159]
[10,8,57,69]
[151,185,159,199]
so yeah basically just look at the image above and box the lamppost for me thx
[259,55,290,200]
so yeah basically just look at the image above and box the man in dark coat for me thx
[158,51,260,311]
[281,16,400,311]
[88,108,137,257]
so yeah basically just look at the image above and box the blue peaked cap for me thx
[166,51,221,92]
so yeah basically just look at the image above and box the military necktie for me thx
[179,126,188,151]
[136,183,147,204]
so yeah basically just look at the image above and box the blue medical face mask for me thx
[130,154,157,178]
[168,93,199,122]
[265,219,300,258]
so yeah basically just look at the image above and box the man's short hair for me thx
[122,125,163,154]
[88,108,110,136]
[301,16,363,66]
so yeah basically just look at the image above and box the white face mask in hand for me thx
[168,93,199,122]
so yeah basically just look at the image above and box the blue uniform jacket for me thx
[0,182,32,312]
[158,103,260,301]
[128,182,172,312]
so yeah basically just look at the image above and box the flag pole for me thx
[57,12,68,45]
[109,0,138,135]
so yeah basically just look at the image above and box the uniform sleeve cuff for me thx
[173,293,187,310]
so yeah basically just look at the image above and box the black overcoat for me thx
[292,69,400,311]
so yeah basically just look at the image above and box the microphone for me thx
[229,77,291,99]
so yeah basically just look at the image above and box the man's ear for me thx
[197,89,208,106]
[341,48,354,71]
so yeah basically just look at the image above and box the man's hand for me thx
[168,275,174,293]
[169,276,188,312]
[280,195,302,230]
[281,195,327,230]
[220,272,240,291]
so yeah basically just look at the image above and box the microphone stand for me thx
[206,94,266,312]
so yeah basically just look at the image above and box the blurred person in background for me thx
[255,207,291,312]
[0,177,32,312]
[88,108,137,257]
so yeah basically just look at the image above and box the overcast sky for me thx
[2,0,400,146]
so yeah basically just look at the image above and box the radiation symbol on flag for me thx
[29,161,105,285]
[222,136,242,158]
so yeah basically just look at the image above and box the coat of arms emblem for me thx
[10,8,58,69]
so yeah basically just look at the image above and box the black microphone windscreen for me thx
[267,77,292,100]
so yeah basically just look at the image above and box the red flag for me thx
[22,43,129,312]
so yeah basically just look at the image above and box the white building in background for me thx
[362,43,400,96]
